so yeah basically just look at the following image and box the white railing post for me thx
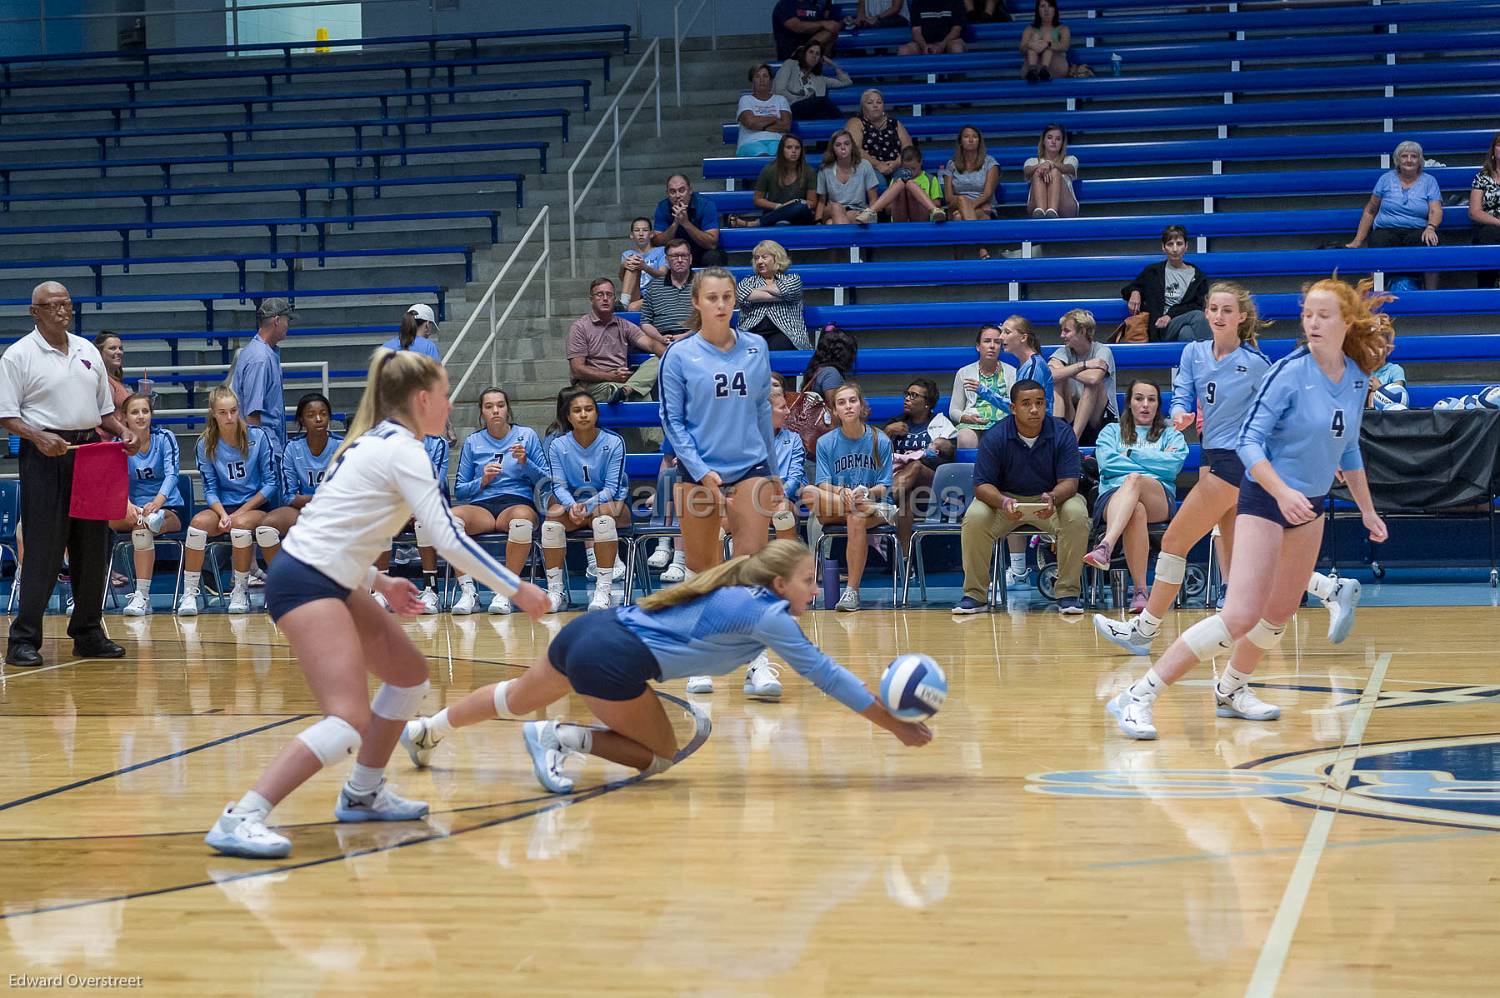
[543,221,552,319]
[613,103,622,205]
[489,295,498,387]
[654,43,662,136]
[673,3,683,107]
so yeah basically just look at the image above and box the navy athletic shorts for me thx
[466,494,535,518]
[264,552,351,622]
[1237,476,1327,529]
[1202,448,1246,485]
[547,609,662,701]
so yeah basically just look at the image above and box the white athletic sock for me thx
[683,567,697,582]
[427,708,454,739]
[233,789,273,819]
[347,762,384,795]
[1217,665,1252,697]
[545,567,564,591]
[671,549,686,567]
[232,570,250,590]
[135,578,150,596]
[1137,609,1162,636]
[657,538,674,556]
[1128,668,1165,703]
[1009,552,1026,573]
[1306,571,1337,601]
[457,574,475,590]
[556,724,594,755]
[586,547,598,569]
[183,570,201,591]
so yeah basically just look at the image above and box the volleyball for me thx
[880,654,948,721]
[1478,385,1500,410]
[1371,383,1408,411]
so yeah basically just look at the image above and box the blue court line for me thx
[0,714,311,814]
[1087,828,1490,870]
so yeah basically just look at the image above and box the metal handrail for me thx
[566,39,662,276]
[124,361,330,400]
[672,0,718,108]
[443,204,552,403]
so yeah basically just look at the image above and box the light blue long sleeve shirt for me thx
[453,425,548,504]
[1170,340,1272,451]
[659,329,775,483]
[616,586,875,712]
[1093,420,1189,500]
[773,427,807,500]
[197,425,278,508]
[546,429,628,512]
[128,427,184,507]
[281,433,342,499]
[1237,347,1367,497]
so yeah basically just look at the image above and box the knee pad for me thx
[185,526,208,551]
[413,520,432,547]
[254,525,280,549]
[370,680,430,722]
[131,528,154,551]
[492,678,519,719]
[1181,614,1234,661]
[296,715,362,767]
[772,509,796,533]
[1153,552,1187,586]
[643,755,674,777]
[591,515,618,543]
[230,527,253,549]
[540,521,567,549]
[506,519,533,546]
[1246,618,1287,651]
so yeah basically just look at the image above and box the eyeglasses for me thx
[666,253,692,261]
[904,390,932,402]
[590,290,615,299]
[35,301,72,313]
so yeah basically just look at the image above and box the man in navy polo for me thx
[952,378,1090,615]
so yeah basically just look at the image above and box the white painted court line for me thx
[0,658,84,681]
[1244,650,1392,998]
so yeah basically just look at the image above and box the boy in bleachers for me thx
[618,217,666,311]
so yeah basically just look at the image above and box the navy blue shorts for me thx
[688,459,773,489]
[547,610,662,701]
[1202,448,1246,485]
[264,552,351,623]
[465,494,535,519]
[1237,476,1327,529]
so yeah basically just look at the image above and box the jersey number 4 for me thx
[1331,409,1346,438]
[714,371,748,398]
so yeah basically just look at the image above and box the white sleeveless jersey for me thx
[282,419,520,595]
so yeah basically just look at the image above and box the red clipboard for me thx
[69,441,128,521]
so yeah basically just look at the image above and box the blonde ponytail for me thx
[637,539,814,611]
[334,347,444,462]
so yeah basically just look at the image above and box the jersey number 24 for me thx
[714,371,748,398]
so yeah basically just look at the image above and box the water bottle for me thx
[822,557,840,610]
[1,512,10,539]
[1111,53,1122,77]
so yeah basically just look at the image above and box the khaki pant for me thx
[960,492,1090,602]
[577,356,661,402]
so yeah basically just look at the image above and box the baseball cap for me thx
[407,303,440,333]
[257,298,298,321]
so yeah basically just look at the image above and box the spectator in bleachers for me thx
[230,297,293,448]
[1347,140,1443,291]
[1082,380,1188,612]
[802,382,896,612]
[114,393,183,617]
[817,129,898,225]
[999,314,1053,412]
[640,240,697,343]
[768,374,807,539]
[965,0,1010,21]
[93,331,130,409]
[260,392,341,553]
[950,323,1017,449]
[890,144,947,223]
[1121,224,1211,342]
[804,325,860,398]
[1366,324,1407,410]
[901,0,968,55]
[450,387,547,616]
[737,64,794,157]
[546,388,632,613]
[1469,132,1500,289]
[652,175,725,267]
[1019,0,1070,83]
[736,240,811,351]
[178,387,279,616]
[941,126,1001,257]
[772,0,843,61]
[773,42,852,122]
[1048,308,1118,445]
[845,90,913,184]
[885,376,957,546]
[1024,124,1078,219]
[619,217,667,309]
[382,304,441,361]
[741,134,819,227]
[854,0,909,28]
[568,277,668,405]
[952,379,1089,615]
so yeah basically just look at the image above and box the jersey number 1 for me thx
[714,371,748,398]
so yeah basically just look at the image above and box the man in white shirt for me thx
[0,282,138,667]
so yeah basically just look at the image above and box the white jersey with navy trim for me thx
[1170,340,1271,452]
[658,329,775,483]
[1236,347,1367,497]
[281,419,522,595]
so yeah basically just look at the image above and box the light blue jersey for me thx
[281,433,342,499]
[197,425,278,508]
[128,427,185,508]
[659,329,775,483]
[1237,347,1368,497]
[546,430,627,512]
[773,427,806,500]
[1170,340,1272,451]
[616,586,874,712]
[424,435,451,498]
[1372,360,1406,386]
[1094,421,1189,500]
[453,425,548,505]
[380,334,441,360]
[1014,353,1055,413]
[815,425,894,491]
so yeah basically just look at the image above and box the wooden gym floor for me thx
[1,603,1497,995]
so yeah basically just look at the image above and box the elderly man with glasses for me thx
[567,276,669,405]
[883,376,957,547]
